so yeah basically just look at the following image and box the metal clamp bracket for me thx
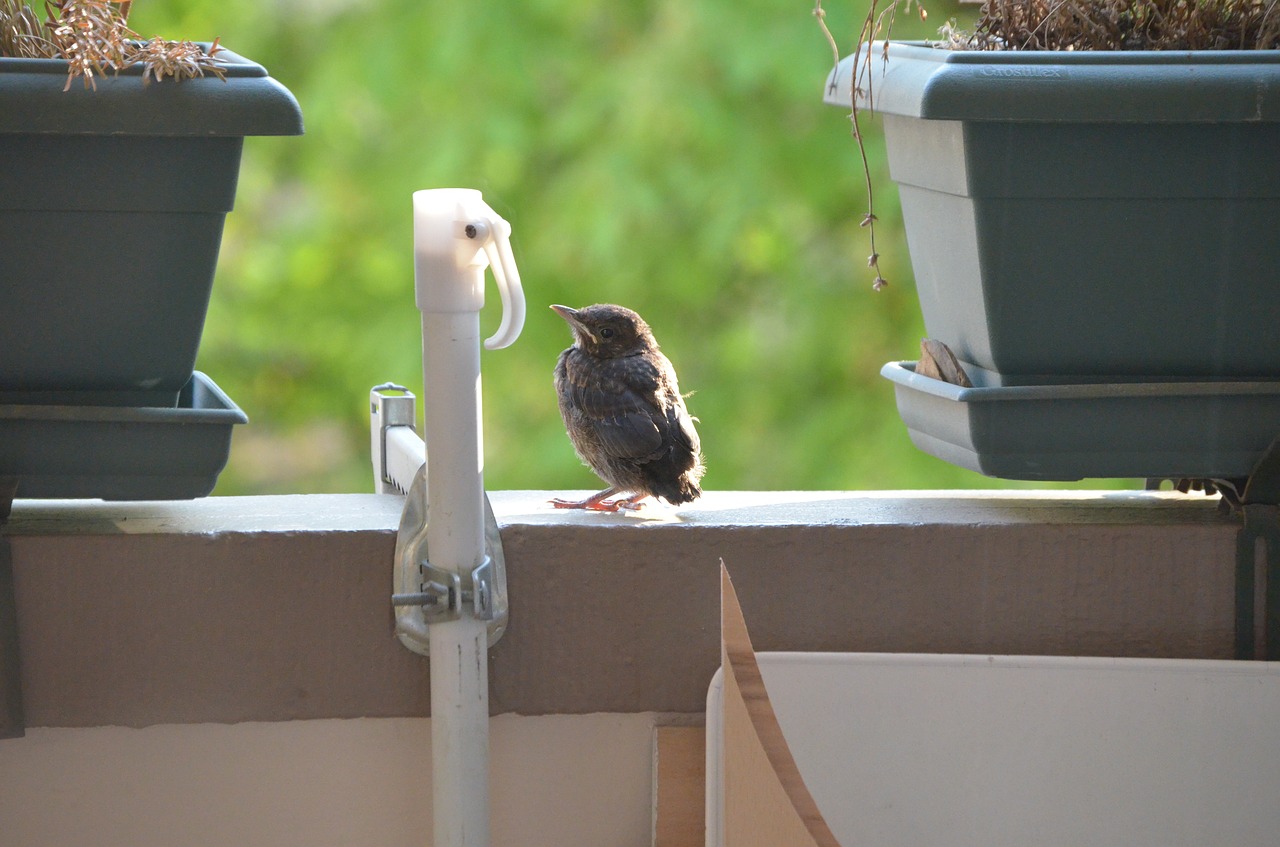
[371,383,510,656]
[392,555,501,624]
[1234,435,1280,660]
[369,384,419,495]
[387,461,508,658]
[1151,436,1280,660]
[1,477,23,740]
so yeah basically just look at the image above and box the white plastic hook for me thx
[411,188,526,350]
[477,217,525,350]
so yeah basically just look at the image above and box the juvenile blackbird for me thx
[550,303,704,512]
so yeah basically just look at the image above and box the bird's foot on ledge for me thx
[596,496,647,512]
[549,489,647,512]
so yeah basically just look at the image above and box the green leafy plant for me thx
[819,0,1280,290]
[0,0,224,89]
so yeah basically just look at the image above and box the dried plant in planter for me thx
[0,0,47,58]
[968,0,1280,51]
[818,0,1280,290]
[0,0,224,89]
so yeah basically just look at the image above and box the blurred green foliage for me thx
[130,0,1131,495]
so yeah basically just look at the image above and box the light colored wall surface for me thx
[0,714,657,847]
[3,491,1239,727]
[0,490,1248,845]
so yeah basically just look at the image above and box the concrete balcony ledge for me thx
[2,490,1240,729]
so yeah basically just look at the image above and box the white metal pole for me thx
[412,187,522,847]
[422,309,489,847]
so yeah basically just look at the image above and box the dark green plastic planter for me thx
[0,47,303,407]
[826,44,1280,385]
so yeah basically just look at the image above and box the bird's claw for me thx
[594,497,647,512]
[549,497,592,510]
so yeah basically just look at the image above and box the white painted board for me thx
[708,653,1280,847]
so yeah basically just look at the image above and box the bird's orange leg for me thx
[550,488,647,512]
[550,487,620,510]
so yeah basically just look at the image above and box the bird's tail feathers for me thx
[655,457,704,505]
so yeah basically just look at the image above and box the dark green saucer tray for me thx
[0,372,245,500]
[882,361,1280,481]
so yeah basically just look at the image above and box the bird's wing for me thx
[560,357,667,462]
[668,400,700,456]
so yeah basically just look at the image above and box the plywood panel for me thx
[720,563,840,847]
[653,726,706,847]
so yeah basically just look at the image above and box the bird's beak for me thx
[550,304,589,342]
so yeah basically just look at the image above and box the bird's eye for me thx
[599,327,615,339]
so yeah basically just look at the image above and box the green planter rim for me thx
[826,41,1280,122]
[0,45,269,78]
[0,45,303,136]
[877,41,1280,66]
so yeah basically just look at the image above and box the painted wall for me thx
[0,490,1244,846]
[0,714,657,847]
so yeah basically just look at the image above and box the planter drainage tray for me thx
[882,361,1280,481]
[0,372,245,500]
